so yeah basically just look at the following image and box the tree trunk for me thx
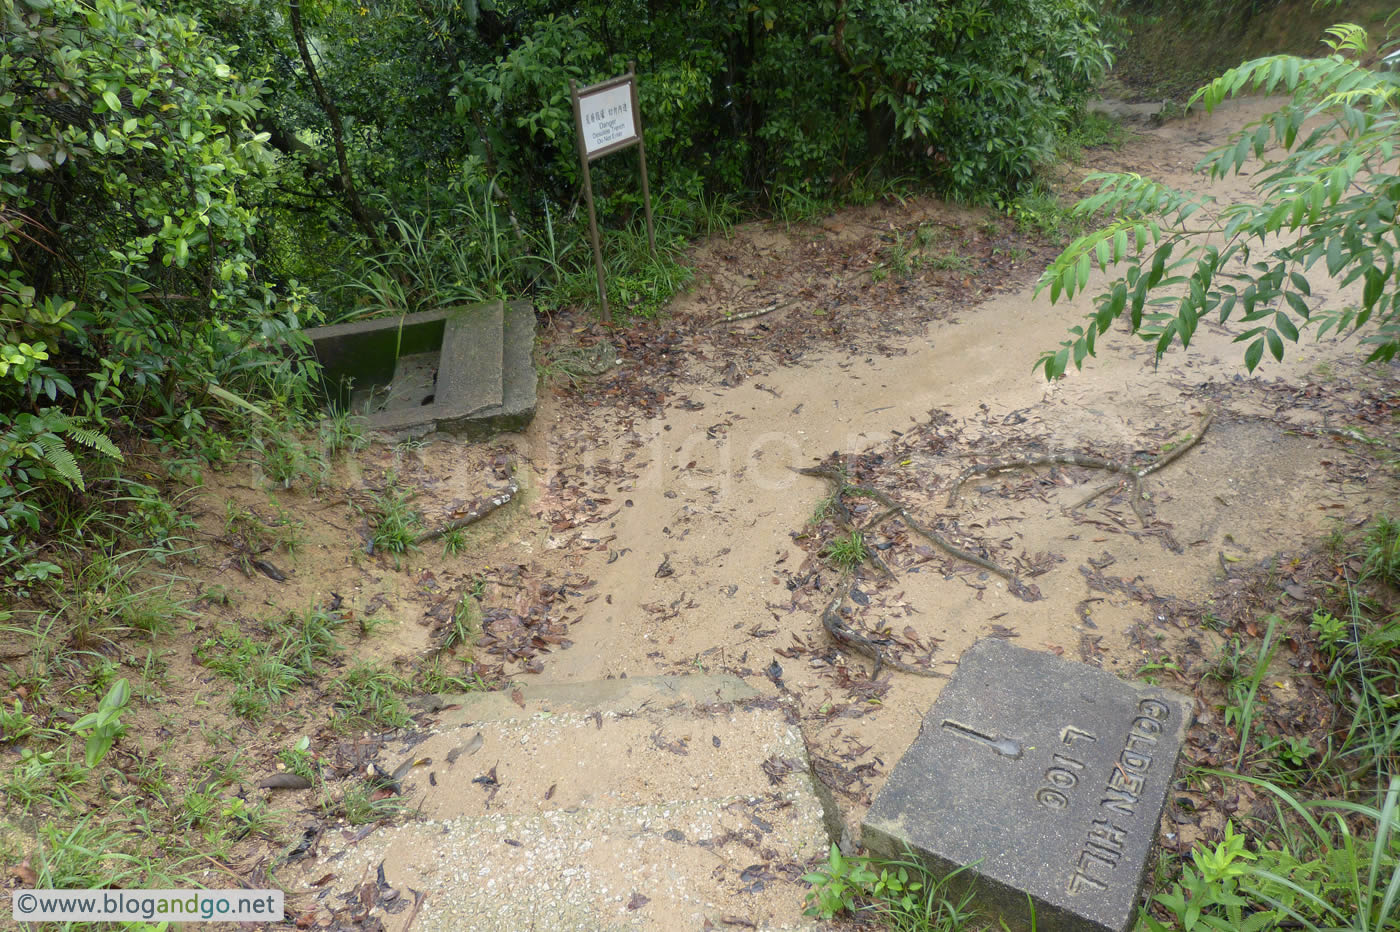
[286,0,380,249]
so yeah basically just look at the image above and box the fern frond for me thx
[63,425,122,460]
[33,433,84,491]
[1321,23,1368,55]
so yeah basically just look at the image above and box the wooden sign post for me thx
[570,63,655,322]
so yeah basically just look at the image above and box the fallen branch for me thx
[712,299,797,325]
[416,477,519,544]
[1070,478,1133,515]
[403,889,427,931]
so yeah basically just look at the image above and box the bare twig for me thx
[403,888,427,931]
[415,477,519,544]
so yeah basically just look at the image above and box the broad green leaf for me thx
[1283,292,1310,320]
[1364,266,1384,309]
[1326,237,1344,275]
[206,384,271,420]
[1244,337,1264,372]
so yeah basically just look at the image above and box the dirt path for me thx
[159,95,1400,929]
[459,94,1397,839]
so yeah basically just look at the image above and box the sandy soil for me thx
[87,93,1399,928]
[461,94,1397,842]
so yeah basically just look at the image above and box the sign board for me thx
[570,65,655,323]
[578,79,638,159]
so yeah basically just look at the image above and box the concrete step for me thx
[306,299,538,440]
[438,300,505,417]
[301,676,829,931]
[449,298,537,440]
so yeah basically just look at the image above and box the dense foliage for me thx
[1,0,316,575]
[1037,23,1400,378]
[0,0,1115,574]
[180,0,1113,302]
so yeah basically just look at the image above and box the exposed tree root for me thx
[950,408,1214,528]
[797,464,1011,677]
[794,411,1213,674]
[796,465,1014,580]
[821,577,944,680]
[416,477,519,544]
[1140,408,1215,477]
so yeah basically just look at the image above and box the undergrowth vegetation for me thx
[0,0,1118,596]
[1133,518,1400,932]
[0,407,489,910]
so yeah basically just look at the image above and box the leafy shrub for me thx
[1147,777,1400,932]
[813,0,1114,196]
[1038,24,1400,377]
[446,1,1113,205]
[1,0,317,575]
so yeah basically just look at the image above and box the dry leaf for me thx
[258,773,313,790]
[11,858,36,886]
[446,732,484,765]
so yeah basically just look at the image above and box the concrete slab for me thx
[404,697,796,821]
[435,673,760,725]
[862,639,1192,932]
[435,301,504,416]
[305,300,537,440]
[443,298,538,439]
[305,675,828,932]
[334,796,824,932]
[309,304,501,414]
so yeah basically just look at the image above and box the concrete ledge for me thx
[439,299,538,440]
[437,673,760,726]
[305,300,536,440]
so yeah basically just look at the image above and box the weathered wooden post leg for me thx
[570,78,611,323]
[629,62,656,256]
